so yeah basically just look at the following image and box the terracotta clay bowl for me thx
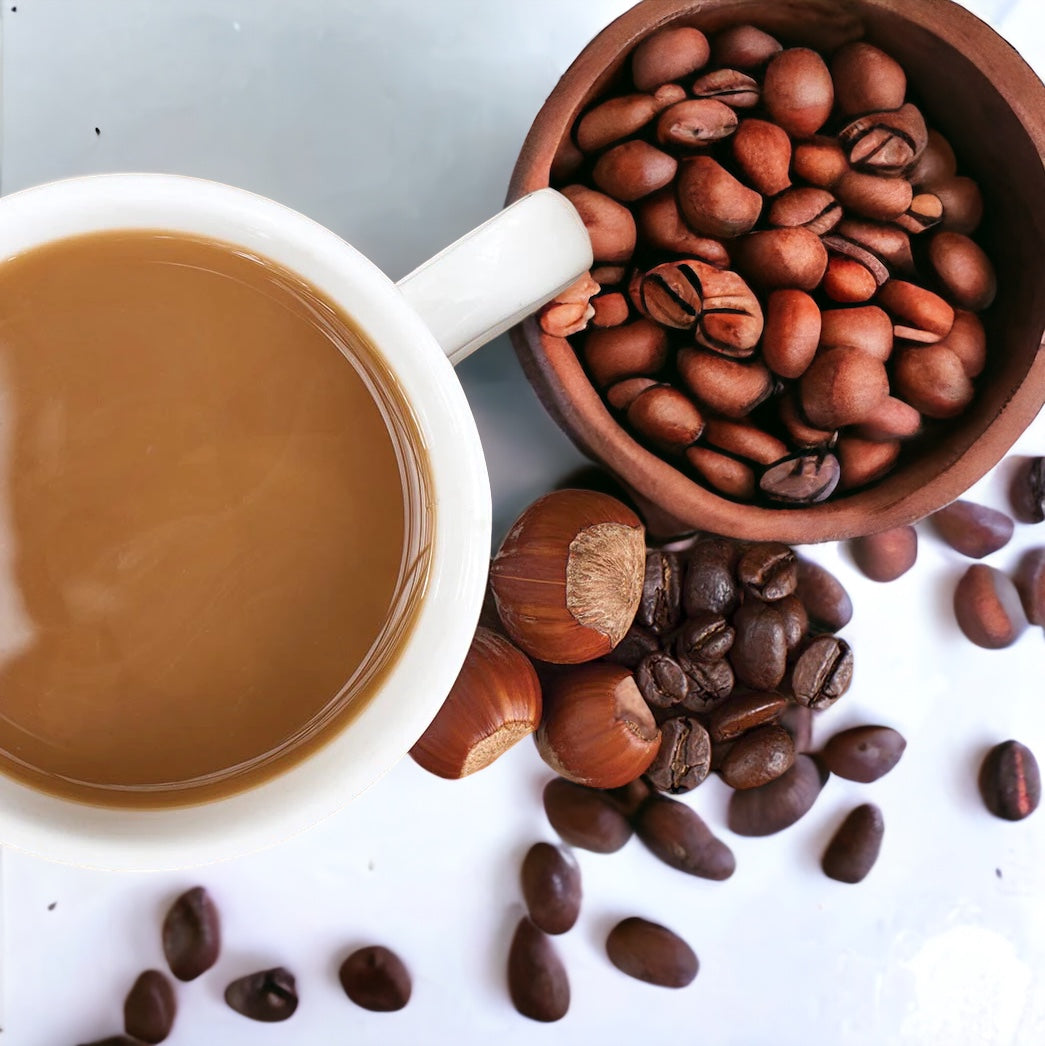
[508,0,1045,542]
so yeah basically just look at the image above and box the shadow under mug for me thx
[0,173,592,869]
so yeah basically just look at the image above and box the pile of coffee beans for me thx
[540,24,996,505]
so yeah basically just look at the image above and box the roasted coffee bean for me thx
[606,917,698,988]
[591,290,630,329]
[760,452,841,505]
[979,740,1041,821]
[1009,457,1045,524]
[560,185,636,264]
[604,776,654,819]
[543,777,633,853]
[835,170,913,222]
[931,500,1014,559]
[592,140,678,202]
[645,716,712,793]
[908,128,957,188]
[796,558,852,632]
[762,47,833,137]
[776,394,837,447]
[637,260,705,329]
[800,347,889,429]
[635,189,733,260]
[692,67,760,107]
[719,723,795,789]
[339,946,411,1012]
[78,1038,141,1046]
[837,436,902,490]
[686,445,757,500]
[694,267,765,357]
[225,967,299,1022]
[124,970,176,1044]
[732,227,828,291]
[822,255,878,303]
[791,636,853,710]
[738,542,798,601]
[713,24,782,68]
[657,98,738,146]
[792,137,848,188]
[849,525,918,582]
[893,344,974,419]
[708,691,788,743]
[636,652,689,709]
[576,93,660,153]
[730,600,787,690]
[632,26,711,92]
[821,725,907,782]
[507,918,569,1022]
[583,318,669,388]
[818,304,893,359]
[878,279,955,342]
[634,794,735,879]
[928,231,997,311]
[932,174,984,234]
[628,384,706,453]
[779,703,814,753]
[678,655,735,709]
[727,753,825,835]
[894,192,944,235]
[1014,548,1045,625]
[830,41,906,116]
[822,804,884,883]
[638,550,683,634]
[607,376,658,411]
[732,118,792,196]
[605,623,661,668]
[677,156,763,239]
[953,564,1028,649]
[521,842,582,935]
[839,104,927,175]
[769,187,842,234]
[761,289,820,380]
[836,217,916,275]
[703,417,789,465]
[162,886,220,982]
[677,348,774,418]
[683,537,740,616]
[675,611,734,661]
[855,396,922,441]
[776,594,809,652]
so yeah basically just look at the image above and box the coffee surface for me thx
[0,230,428,805]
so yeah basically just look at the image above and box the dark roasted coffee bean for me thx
[645,716,712,794]
[162,887,220,982]
[339,946,411,1012]
[225,967,298,1022]
[759,451,840,504]
[822,804,884,883]
[850,525,918,581]
[521,843,582,935]
[776,594,809,653]
[636,652,689,709]
[637,550,684,633]
[1014,548,1045,625]
[675,611,734,662]
[124,970,176,1044]
[780,703,814,752]
[1009,456,1045,524]
[820,725,906,782]
[543,777,633,853]
[791,636,853,709]
[677,655,735,709]
[708,691,788,742]
[683,537,740,616]
[796,558,853,632]
[953,565,1028,649]
[979,740,1041,821]
[931,500,1014,559]
[737,542,798,601]
[604,624,661,668]
[730,600,787,690]
[719,723,795,789]
[727,754,825,835]
[79,1038,141,1046]
[507,918,570,1022]
[606,917,698,988]
[635,794,735,879]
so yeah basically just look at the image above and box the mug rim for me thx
[0,172,492,869]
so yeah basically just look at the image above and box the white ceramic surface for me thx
[0,2,1042,1044]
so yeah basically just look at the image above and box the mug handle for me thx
[395,188,593,366]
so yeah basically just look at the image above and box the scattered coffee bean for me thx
[543,777,633,853]
[931,500,1014,559]
[849,525,918,581]
[822,804,884,883]
[791,636,853,709]
[507,917,570,1022]
[635,794,736,879]
[162,886,220,982]
[795,559,852,632]
[727,754,825,835]
[604,776,654,818]
[979,740,1041,821]
[338,946,412,1013]
[605,917,698,988]
[520,843,582,935]
[1009,456,1045,523]
[644,716,712,793]
[225,967,299,1023]
[779,702,814,752]
[953,564,1028,649]
[719,723,795,789]
[1013,548,1045,626]
[124,970,176,1044]
[820,725,906,782]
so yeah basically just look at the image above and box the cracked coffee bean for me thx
[791,635,853,709]
[635,794,735,879]
[606,917,698,988]
[225,967,299,1022]
[979,740,1040,821]
[822,803,884,883]
[339,946,412,1013]
[820,725,906,782]
[727,754,825,835]
[124,970,176,1044]
[644,716,712,793]
[521,842,582,935]
[636,651,689,708]
[675,611,735,661]
[637,550,684,633]
[737,542,798,600]
[162,886,220,982]
[507,917,570,1023]
[718,723,795,789]
[543,777,633,853]
[677,654,735,708]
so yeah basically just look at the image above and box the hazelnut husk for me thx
[409,627,541,779]
[489,489,646,664]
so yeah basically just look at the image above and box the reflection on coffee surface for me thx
[0,230,432,807]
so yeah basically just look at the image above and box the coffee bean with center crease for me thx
[979,740,1040,821]
[606,917,698,988]
[339,946,412,1012]
[635,793,735,879]
[708,691,788,742]
[791,635,853,709]
[760,451,841,504]
[637,550,684,633]
[675,611,735,661]
[1009,456,1045,524]
[820,725,906,782]
[738,542,798,600]
[224,967,298,1023]
[636,651,689,709]
[521,843,582,935]
[645,716,712,793]
[719,723,795,789]
[162,886,221,982]
[683,537,740,616]
[730,600,787,690]
[542,777,633,853]
[727,753,826,835]
[822,804,884,883]
[677,655,735,710]
[795,558,852,632]
[124,970,176,1044]
[507,918,570,1022]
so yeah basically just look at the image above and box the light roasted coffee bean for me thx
[820,725,906,782]
[162,887,220,983]
[928,231,997,311]
[908,128,957,188]
[576,93,660,153]
[768,187,842,234]
[761,289,820,379]
[839,103,927,175]
[507,918,569,1022]
[762,48,833,137]
[791,137,848,188]
[1014,548,1045,625]
[677,348,774,418]
[685,445,757,500]
[703,417,789,465]
[719,723,795,789]
[822,803,884,883]
[634,794,735,879]
[606,917,698,988]
[692,67,760,107]
[712,24,782,68]
[800,347,889,430]
[822,255,878,303]
[830,41,906,116]
[560,185,636,263]
[892,345,973,418]
[124,970,176,1044]
[791,636,853,709]
[543,777,633,853]
[632,26,711,92]
[635,189,733,261]
[834,170,913,222]
[778,394,837,448]
[836,436,902,490]
[953,564,1028,649]
[694,266,765,356]
[657,98,739,146]
[583,318,669,388]
[855,396,922,441]
[931,500,1014,559]
[627,384,706,452]
[521,843,582,936]
[939,309,986,378]
[677,156,763,239]
[225,967,299,1022]
[849,525,918,582]
[732,118,791,195]
[932,174,984,234]
[979,740,1041,821]
[732,227,828,291]
[607,376,658,411]
[645,716,712,793]
[836,217,915,275]
[727,753,824,835]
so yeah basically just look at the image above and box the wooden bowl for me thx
[508,0,1045,542]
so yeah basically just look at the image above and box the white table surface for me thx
[1,2,1044,1043]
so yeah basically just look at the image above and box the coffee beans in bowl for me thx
[509,0,1045,542]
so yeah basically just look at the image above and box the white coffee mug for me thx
[0,173,592,869]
